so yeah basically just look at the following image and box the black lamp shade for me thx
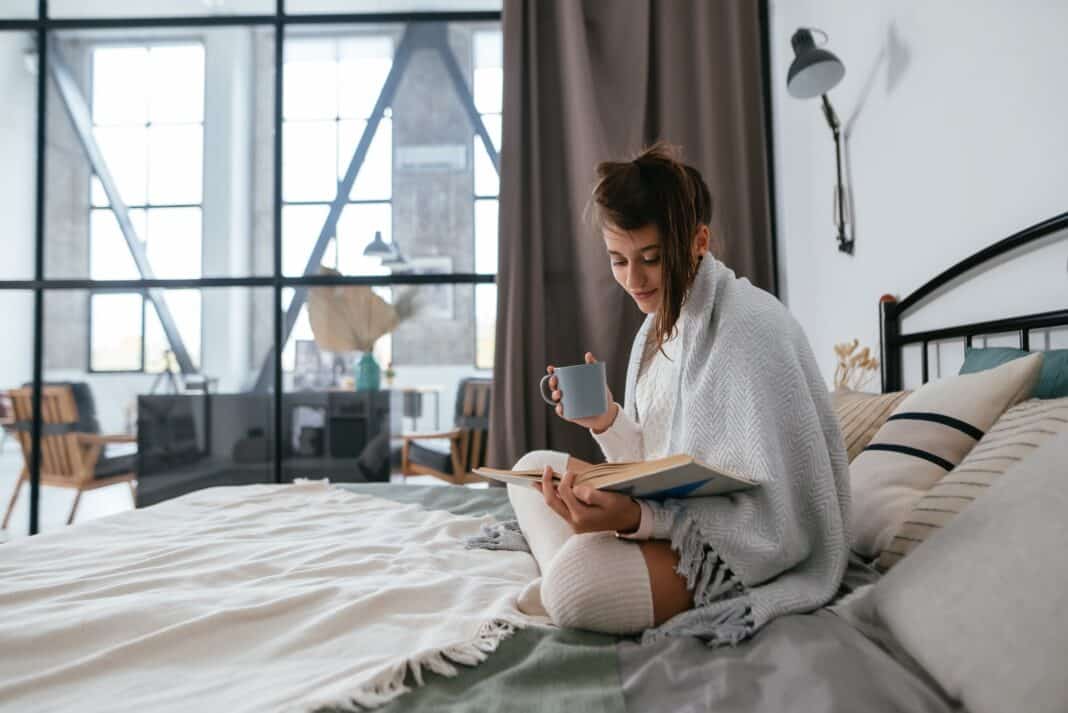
[362,230,392,258]
[787,28,845,99]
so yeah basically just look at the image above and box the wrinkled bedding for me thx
[346,484,962,713]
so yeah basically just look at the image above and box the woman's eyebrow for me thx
[607,245,660,257]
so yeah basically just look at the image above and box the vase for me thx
[354,352,381,392]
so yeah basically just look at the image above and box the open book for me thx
[474,454,758,500]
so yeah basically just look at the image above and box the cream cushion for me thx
[879,396,1068,569]
[873,429,1068,713]
[849,352,1042,558]
[832,389,910,462]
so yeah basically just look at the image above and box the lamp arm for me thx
[821,94,854,254]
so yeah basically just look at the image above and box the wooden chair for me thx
[398,378,492,485]
[3,386,137,529]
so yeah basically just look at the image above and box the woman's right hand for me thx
[546,352,619,433]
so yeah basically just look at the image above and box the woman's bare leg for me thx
[638,541,693,625]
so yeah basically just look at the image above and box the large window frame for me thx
[0,3,501,536]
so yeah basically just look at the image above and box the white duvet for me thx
[0,482,540,712]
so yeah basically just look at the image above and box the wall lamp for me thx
[787,28,853,255]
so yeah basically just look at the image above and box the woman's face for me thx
[603,223,664,314]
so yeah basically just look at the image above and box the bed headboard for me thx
[880,211,1068,393]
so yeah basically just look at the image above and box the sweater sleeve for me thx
[617,498,676,540]
[590,402,644,463]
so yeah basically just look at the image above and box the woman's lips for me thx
[632,288,657,300]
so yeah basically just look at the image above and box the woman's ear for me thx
[693,225,711,259]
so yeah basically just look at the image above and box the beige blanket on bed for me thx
[0,482,542,712]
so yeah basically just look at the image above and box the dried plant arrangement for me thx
[833,338,880,391]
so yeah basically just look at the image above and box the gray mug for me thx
[540,361,609,420]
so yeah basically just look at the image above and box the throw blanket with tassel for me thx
[0,482,543,712]
[470,257,850,647]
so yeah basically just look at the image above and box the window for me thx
[281,34,395,372]
[473,29,501,369]
[88,43,205,373]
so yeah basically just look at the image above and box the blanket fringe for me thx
[463,519,531,553]
[644,513,755,648]
[312,618,520,712]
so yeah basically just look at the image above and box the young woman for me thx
[499,144,850,646]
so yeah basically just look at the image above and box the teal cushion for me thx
[959,347,1068,399]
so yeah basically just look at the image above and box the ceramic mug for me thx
[539,361,609,420]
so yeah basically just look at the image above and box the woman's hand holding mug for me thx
[543,352,618,433]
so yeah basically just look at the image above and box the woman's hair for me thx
[591,142,714,355]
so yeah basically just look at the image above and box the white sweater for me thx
[590,317,685,539]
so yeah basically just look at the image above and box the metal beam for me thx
[436,26,499,173]
[48,43,196,374]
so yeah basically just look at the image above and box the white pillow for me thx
[849,352,1042,558]
[873,430,1068,713]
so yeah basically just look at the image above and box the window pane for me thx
[474,198,497,274]
[282,204,331,277]
[288,0,500,13]
[90,208,145,280]
[482,112,501,151]
[474,30,502,70]
[337,36,393,119]
[49,27,273,280]
[473,66,502,115]
[148,45,205,124]
[147,207,202,279]
[339,118,392,201]
[90,293,143,371]
[148,124,203,205]
[473,132,498,196]
[337,203,392,276]
[0,31,37,279]
[92,47,149,126]
[93,126,148,206]
[0,290,37,536]
[50,0,274,17]
[145,290,201,373]
[284,121,338,202]
[475,283,496,370]
[283,40,338,120]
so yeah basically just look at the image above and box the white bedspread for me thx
[0,482,541,712]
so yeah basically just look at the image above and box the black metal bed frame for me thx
[880,211,1068,393]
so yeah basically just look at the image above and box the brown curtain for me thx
[487,0,773,469]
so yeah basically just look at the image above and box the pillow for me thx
[849,352,1043,558]
[960,346,1068,398]
[831,389,911,462]
[872,430,1068,713]
[878,396,1068,569]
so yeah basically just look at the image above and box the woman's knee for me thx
[512,450,569,472]
[541,532,654,634]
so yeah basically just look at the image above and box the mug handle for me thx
[539,374,557,407]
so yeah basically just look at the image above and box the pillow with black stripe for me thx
[877,396,1068,570]
[849,352,1043,559]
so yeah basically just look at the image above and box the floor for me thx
[0,443,486,542]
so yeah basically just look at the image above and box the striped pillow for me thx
[849,352,1043,559]
[832,389,911,462]
[878,396,1068,569]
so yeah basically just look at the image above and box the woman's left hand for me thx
[534,467,641,534]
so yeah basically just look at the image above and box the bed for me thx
[2,212,1066,713]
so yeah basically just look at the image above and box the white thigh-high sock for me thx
[541,532,655,635]
[507,450,574,574]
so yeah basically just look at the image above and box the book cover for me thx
[474,454,757,501]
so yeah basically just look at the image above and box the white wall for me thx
[0,31,37,387]
[770,0,1068,387]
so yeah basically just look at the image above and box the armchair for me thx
[3,384,136,528]
[398,378,491,485]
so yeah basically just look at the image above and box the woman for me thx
[485,144,850,646]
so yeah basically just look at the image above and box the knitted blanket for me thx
[470,257,850,646]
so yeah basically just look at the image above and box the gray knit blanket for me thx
[469,257,850,646]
